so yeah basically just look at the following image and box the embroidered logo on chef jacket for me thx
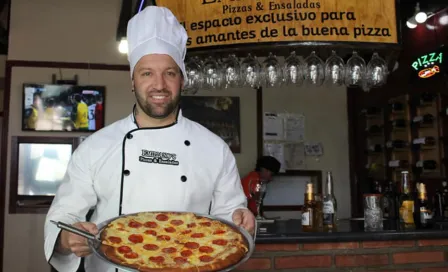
[139,149,180,166]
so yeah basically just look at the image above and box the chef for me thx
[44,6,255,272]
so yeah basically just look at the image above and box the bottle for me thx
[418,92,436,106]
[323,171,338,232]
[367,144,383,153]
[442,181,448,219]
[388,160,409,169]
[416,183,432,229]
[412,137,436,148]
[398,171,416,230]
[366,125,383,134]
[412,113,434,126]
[386,140,408,149]
[362,107,382,116]
[382,181,397,220]
[433,188,443,219]
[391,119,407,129]
[415,160,437,171]
[390,102,405,112]
[301,182,316,232]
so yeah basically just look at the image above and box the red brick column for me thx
[236,239,448,271]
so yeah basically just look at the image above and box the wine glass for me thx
[248,179,268,220]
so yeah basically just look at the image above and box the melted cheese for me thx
[102,212,248,269]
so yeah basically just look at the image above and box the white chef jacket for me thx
[44,107,247,272]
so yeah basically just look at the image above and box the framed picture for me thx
[22,83,106,132]
[180,96,241,153]
[9,136,79,213]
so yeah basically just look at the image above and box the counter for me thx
[237,219,448,271]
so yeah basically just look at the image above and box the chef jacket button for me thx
[181,175,187,182]
[124,170,130,176]
[126,133,133,139]
[184,140,190,146]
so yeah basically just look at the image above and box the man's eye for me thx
[142,72,151,76]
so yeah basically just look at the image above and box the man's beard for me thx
[134,89,180,119]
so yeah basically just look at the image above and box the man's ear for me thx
[131,79,135,92]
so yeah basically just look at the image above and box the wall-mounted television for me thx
[22,84,106,132]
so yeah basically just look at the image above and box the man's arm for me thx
[209,144,248,223]
[44,139,97,272]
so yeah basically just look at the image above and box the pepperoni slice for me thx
[185,242,200,249]
[164,227,176,233]
[187,223,196,228]
[191,233,205,238]
[162,247,177,254]
[144,221,158,228]
[199,222,212,227]
[128,234,143,244]
[181,230,192,235]
[174,257,188,264]
[213,239,228,246]
[144,230,157,236]
[199,246,214,253]
[118,246,132,254]
[156,214,169,221]
[199,255,214,262]
[213,230,226,235]
[128,221,142,228]
[181,250,193,257]
[108,236,122,244]
[143,244,159,251]
[149,256,165,263]
[170,220,184,226]
[157,235,171,241]
[124,252,139,259]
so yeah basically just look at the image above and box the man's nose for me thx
[153,73,167,90]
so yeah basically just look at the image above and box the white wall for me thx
[3,0,351,271]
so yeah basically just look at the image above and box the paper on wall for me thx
[285,114,305,142]
[263,112,284,140]
[263,143,286,173]
[284,143,306,169]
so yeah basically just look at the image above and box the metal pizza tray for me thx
[88,211,256,272]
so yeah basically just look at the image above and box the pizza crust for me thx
[98,212,249,271]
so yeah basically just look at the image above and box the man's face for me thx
[132,54,183,119]
[259,168,273,181]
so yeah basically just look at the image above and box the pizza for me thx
[99,211,250,271]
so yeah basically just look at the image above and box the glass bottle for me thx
[323,171,338,232]
[301,182,316,232]
[398,171,416,230]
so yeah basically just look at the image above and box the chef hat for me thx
[126,6,188,86]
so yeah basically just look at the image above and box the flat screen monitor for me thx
[22,84,106,132]
[17,142,73,197]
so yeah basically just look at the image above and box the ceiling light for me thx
[415,11,427,23]
[118,38,128,54]
[407,16,417,29]
[440,15,448,25]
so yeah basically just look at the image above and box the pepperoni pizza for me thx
[99,212,250,271]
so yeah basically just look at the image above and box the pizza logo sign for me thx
[411,51,443,79]
[139,149,180,166]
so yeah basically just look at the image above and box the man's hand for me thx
[232,208,256,236]
[57,222,98,257]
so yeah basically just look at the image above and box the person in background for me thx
[241,156,281,216]
[87,97,96,131]
[94,95,104,130]
[70,93,89,131]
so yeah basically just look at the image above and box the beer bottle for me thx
[301,182,316,232]
[323,171,338,232]
[398,171,416,230]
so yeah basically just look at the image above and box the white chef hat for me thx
[126,6,188,86]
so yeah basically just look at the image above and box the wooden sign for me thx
[154,0,398,49]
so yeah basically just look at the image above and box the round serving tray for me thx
[88,211,256,272]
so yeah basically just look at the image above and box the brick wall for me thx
[237,239,448,271]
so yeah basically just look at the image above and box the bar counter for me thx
[237,219,448,271]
